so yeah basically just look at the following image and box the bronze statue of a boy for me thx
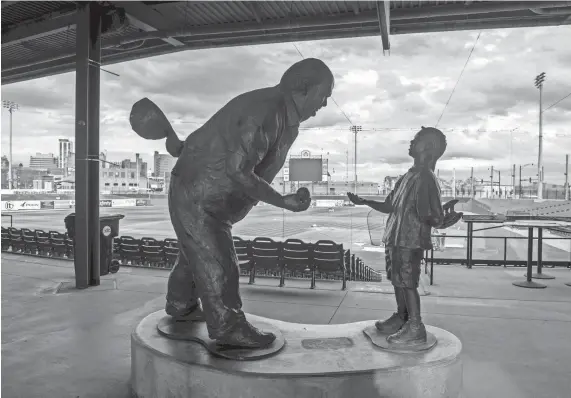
[348,127,462,346]
[130,58,334,349]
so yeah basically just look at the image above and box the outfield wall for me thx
[1,198,151,212]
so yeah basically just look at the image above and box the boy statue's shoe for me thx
[375,312,407,335]
[386,320,427,346]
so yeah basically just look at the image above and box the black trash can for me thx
[64,213,125,275]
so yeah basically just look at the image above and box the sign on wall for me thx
[1,201,42,211]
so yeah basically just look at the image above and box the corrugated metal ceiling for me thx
[2,1,570,85]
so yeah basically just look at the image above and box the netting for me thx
[367,209,386,246]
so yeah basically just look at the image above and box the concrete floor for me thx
[2,253,571,398]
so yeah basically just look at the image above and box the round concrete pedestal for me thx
[131,311,463,398]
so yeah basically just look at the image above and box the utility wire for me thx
[292,42,355,127]
[507,91,571,133]
[435,31,482,127]
[543,91,571,112]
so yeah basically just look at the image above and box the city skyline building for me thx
[120,153,148,178]
[153,151,176,178]
[58,138,73,176]
[29,152,58,169]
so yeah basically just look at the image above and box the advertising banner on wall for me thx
[40,201,55,209]
[54,200,73,209]
[314,200,344,208]
[136,199,150,206]
[1,201,42,211]
[111,199,137,207]
[100,200,112,207]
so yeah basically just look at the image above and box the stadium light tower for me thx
[535,72,546,199]
[3,100,19,189]
[349,125,362,193]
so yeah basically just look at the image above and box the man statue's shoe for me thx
[216,319,276,349]
[386,320,427,346]
[375,312,407,335]
[165,301,205,322]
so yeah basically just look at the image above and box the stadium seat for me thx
[250,237,282,285]
[21,229,38,255]
[312,240,347,290]
[49,231,67,258]
[118,236,143,266]
[1,227,11,252]
[35,230,52,256]
[163,238,178,248]
[232,237,253,281]
[8,228,25,253]
[281,239,313,287]
[350,254,356,281]
[358,259,365,281]
[65,233,74,259]
[162,240,179,268]
[141,239,165,267]
[344,250,352,282]
[141,236,158,245]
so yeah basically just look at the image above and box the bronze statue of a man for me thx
[131,59,334,348]
[348,127,462,346]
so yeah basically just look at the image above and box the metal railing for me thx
[424,233,571,285]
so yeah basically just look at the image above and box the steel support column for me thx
[74,2,102,288]
[513,227,546,289]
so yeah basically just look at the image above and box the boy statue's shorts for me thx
[385,245,424,289]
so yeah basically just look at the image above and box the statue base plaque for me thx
[132,310,463,398]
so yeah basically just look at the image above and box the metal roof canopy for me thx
[2,1,571,85]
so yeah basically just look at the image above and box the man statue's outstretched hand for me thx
[347,192,366,205]
[282,188,312,212]
[439,199,463,229]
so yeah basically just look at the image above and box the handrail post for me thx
[503,237,508,267]
[430,249,434,286]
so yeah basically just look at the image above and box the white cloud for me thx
[2,25,570,184]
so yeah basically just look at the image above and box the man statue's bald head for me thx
[279,58,334,123]
[280,58,334,93]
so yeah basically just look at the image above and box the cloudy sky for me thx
[2,25,570,184]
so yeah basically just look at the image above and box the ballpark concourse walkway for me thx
[2,253,571,398]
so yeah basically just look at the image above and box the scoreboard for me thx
[284,157,328,182]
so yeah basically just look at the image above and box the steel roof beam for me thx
[376,1,390,51]
[126,13,184,47]
[116,1,185,47]
[1,10,75,48]
[529,6,571,15]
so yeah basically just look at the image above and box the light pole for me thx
[535,72,546,199]
[509,127,519,170]
[564,154,569,201]
[3,100,19,189]
[519,163,534,199]
[349,125,362,193]
[489,167,501,198]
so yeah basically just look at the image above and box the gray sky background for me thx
[2,25,570,184]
